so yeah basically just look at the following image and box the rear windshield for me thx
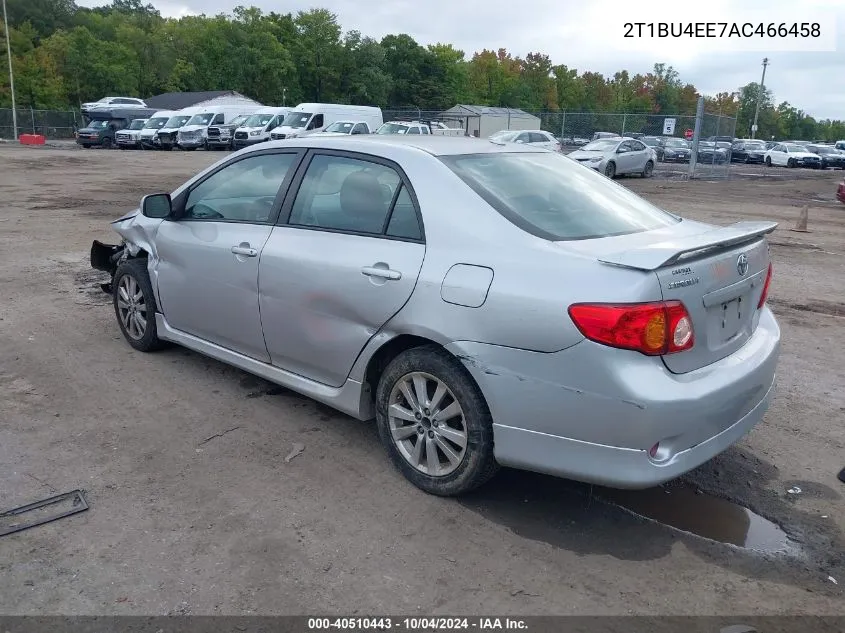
[441,152,679,241]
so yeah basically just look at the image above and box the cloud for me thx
[77,0,845,119]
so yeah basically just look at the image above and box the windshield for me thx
[187,113,214,126]
[143,117,170,129]
[325,121,355,133]
[491,131,520,142]
[376,123,411,135]
[582,139,619,151]
[282,112,312,128]
[244,113,275,128]
[87,121,108,129]
[717,142,731,149]
[812,146,833,154]
[441,152,679,241]
[744,142,766,150]
[785,144,808,152]
[664,139,689,147]
[164,115,191,128]
[129,120,146,130]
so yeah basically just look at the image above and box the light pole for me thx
[750,57,769,139]
[2,0,17,140]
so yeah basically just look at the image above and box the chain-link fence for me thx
[0,108,80,139]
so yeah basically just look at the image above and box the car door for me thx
[770,144,785,165]
[259,150,426,387]
[630,140,652,170]
[615,141,637,173]
[154,150,303,361]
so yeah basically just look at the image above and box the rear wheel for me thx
[375,346,498,496]
[113,259,167,353]
[787,158,795,168]
[765,156,772,167]
[642,160,654,178]
[604,161,616,178]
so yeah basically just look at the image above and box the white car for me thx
[307,120,372,136]
[490,129,561,152]
[81,97,147,113]
[566,137,655,178]
[764,143,823,168]
[115,118,149,149]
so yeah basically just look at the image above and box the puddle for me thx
[599,482,793,554]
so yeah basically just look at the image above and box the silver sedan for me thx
[567,137,656,178]
[91,135,780,496]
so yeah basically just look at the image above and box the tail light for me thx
[758,262,773,308]
[568,301,694,356]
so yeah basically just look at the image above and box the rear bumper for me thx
[446,308,781,489]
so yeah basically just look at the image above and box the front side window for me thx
[352,123,368,135]
[184,153,297,223]
[187,113,214,126]
[283,112,312,128]
[212,113,225,124]
[407,126,421,135]
[441,152,679,241]
[307,114,324,130]
[288,155,406,235]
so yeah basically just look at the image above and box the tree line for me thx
[2,0,843,141]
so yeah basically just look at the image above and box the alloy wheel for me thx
[387,372,468,477]
[116,274,147,340]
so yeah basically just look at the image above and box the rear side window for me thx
[441,152,679,241]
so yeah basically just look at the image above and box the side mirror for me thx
[141,193,172,219]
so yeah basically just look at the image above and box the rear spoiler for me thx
[598,221,778,271]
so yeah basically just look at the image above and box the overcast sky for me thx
[80,0,844,119]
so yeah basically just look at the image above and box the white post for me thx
[687,96,705,179]
[2,0,17,140]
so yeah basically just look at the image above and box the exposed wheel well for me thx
[363,335,442,398]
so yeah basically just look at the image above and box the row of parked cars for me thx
[76,100,469,151]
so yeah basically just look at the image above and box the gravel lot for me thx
[0,144,843,616]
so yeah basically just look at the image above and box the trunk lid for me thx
[561,220,777,374]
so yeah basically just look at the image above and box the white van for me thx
[177,105,262,150]
[138,110,174,148]
[269,103,383,140]
[155,107,203,150]
[232,107,291,149]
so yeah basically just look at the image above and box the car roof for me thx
[247,134,547,157]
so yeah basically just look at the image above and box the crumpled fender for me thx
[111,209,163,259]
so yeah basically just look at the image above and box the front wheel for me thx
[113,259,167,352]
[765,156,772,167]
[604,161,616,178]
[375,346,498,496]
[642,160,654,178]
[787,158,796,168]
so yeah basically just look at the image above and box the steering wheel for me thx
[188,202,225,220]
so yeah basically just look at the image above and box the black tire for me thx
[375,345,498,496]
[102,137,112,150]
[787,158,795,168]
[112,259,167,353]
[765,156,772,167]
[642,160,654,178]
[604,161,616,178]
[81,144,90,149]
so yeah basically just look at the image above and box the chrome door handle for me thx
[231,245,258,257]
[361,266,401,281]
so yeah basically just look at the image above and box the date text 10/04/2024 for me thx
[307,617,529,630]
[623,22,821,38]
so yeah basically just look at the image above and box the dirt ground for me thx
[0,144,843,616]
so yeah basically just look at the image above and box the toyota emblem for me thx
[736,253,749,276]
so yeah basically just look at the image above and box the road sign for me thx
[663,118,677,135]
[684,128,693,140]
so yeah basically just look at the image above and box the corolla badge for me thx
[736,253,749,276]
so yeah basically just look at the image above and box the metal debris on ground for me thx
[787,486,802,495]
[0,489,88,537]
[828,576,838,585]
[285,442,306,463]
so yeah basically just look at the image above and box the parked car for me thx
[592,131,621,141]
[270,103,384,139]
[76,119,123,149]
[696,141,728,164]
[206,114,251,151]
[731,140,767,164]
[706,135,735,144]
[89,135,779,496]
[376,121,435,136]
[115,118,149,149]
[178,106,261,150]
[81,96,147,115]
[307,120,373,136]
[765,141,778,150]
[805,144,845,169]
[489,129,561,151]
[234,107,291,148]
[138,111,175,149]
[764,143,822,168]
[155,108,202,151]
[659,138,692,163]
[566,137,655,178]
[836,140,845,151]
